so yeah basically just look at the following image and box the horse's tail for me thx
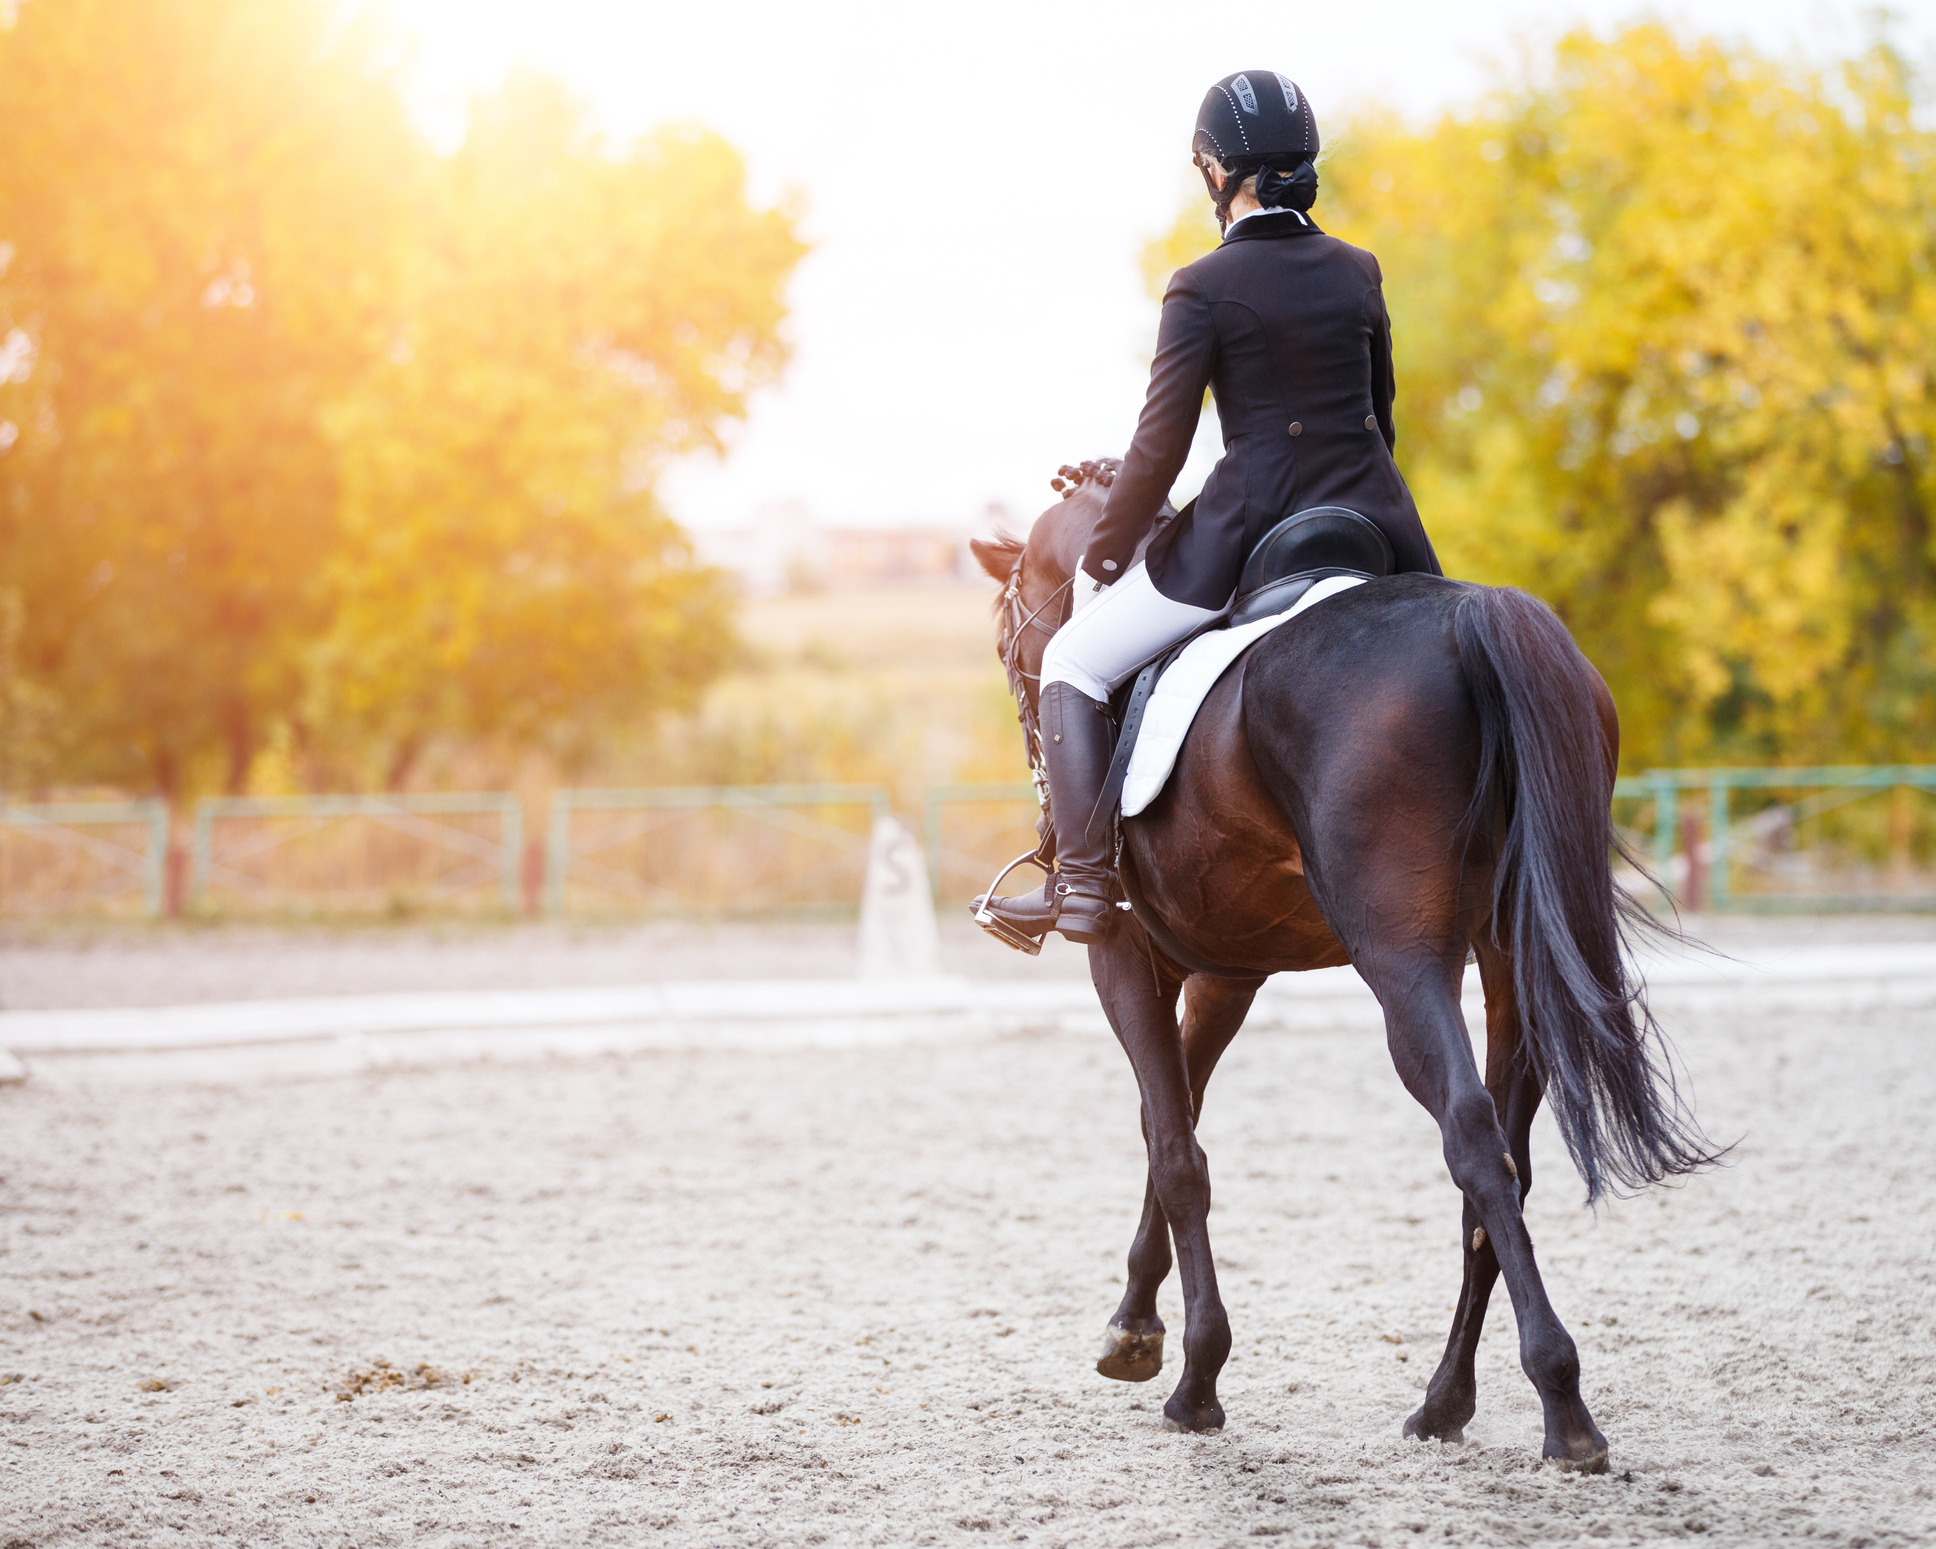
[1454,585,1721,1204]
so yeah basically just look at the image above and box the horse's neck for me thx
[1037,493,1103,580]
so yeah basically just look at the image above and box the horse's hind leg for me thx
[1099,972,1262,1384]
[1089,939,1234,1432]
[1405,939,1542,1445]
[1359,947,1608,1471]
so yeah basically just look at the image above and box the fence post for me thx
[141,800,169,919]
[1679,811,1703,912]
[1649,773,1677,909]
[189,800,216,914]
[498,799,523,914]
[919,781,1041,905]
[1889,780,1914,894]
[1708,777,1731,912]
[520,839,544,916]
[543,793,571,919]
[922,789,944,902]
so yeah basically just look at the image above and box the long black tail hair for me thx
[1455,585,1723,1204]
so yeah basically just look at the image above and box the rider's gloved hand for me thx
[1071,554,1111,616]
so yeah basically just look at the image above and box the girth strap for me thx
[1117,847,1264,981]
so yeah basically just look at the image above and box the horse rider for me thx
[979,70,1442,947]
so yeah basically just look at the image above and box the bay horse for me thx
[968,469,1716,1471]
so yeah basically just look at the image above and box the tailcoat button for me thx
[1365,414,1378,431]
[1287,421,1302,436]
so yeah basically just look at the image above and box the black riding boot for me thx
[974,682,1119,945]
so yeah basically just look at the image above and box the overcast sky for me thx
[386,0,1933,533]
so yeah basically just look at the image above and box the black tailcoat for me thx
[1087,210,1440,607]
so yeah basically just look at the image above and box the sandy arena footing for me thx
[1,921,1933,1547]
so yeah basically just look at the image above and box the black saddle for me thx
[1227,506,1393,627]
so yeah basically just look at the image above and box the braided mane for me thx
[1049,456,1123,498]
[971,455,1123,600]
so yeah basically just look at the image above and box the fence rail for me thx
[920,781,1040,903]
[4,766,1932,919]
[0,799,169,916]
[191,793,522,914]
[1615,766,1936,912]
[544,784,891,920]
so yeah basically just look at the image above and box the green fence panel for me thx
[544,784,892,920]
[190,793,522,913]
[15,765,1931,921]
[0,799,169,917]
[1627,766,1936,913]
[921,781,1040,903]
[921,768,1936,916]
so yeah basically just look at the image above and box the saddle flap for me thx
[1122,573,1369,818]
[1094,653,1171,835]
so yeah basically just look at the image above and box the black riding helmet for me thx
[1193,71,1320,228]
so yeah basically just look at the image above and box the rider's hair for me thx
[1203,153,1319,227]
[1217,170,1259,218]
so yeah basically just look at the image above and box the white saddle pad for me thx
[1120,575,1366,818]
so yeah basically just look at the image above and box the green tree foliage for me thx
[1146,25,1936,768]
[0,0,802,799]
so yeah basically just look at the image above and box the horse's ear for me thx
[969,534,1023,582]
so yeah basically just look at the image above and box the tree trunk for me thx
[385,733,423,793]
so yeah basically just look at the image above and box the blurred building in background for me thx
[692,500,1017,594]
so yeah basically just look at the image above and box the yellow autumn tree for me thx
[0,1,804,799]
[1146,24,1936,769]
[310,77,803,786]
[0,0,418,797]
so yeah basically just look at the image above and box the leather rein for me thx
[996,552,1073,817]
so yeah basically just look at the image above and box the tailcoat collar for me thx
[1221,209,1323,244]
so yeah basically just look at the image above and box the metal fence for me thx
[0,800,168,917]
[920,781,1040,904]
[5,766,1933,919]
[190,793,523,915]
[544,784,891,920]
[1617,766,1936,912]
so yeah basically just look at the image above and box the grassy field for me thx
[655,578,1028,808]
[0,579,1039,922]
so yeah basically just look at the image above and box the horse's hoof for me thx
[1096,1322,1164,1383]
[1403,1407,1465,1446]
[1160,1394,1224,1434]
[1546,1446,1610,1475]
[1542,1409,1610,1473]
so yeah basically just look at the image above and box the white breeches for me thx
[1040,563,1227,701]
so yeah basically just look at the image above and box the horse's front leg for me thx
[1405,938,1541,1445]
[1089,936,1233,1432]
[1099,970,1261,1385]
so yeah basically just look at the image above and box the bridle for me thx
[996,547,1073,818]
[974,463,1125,939]
[979,538,1128,945]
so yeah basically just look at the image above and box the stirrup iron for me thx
[972,848,1052,956]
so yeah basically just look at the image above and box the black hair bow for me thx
[1253,158,1318,212]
